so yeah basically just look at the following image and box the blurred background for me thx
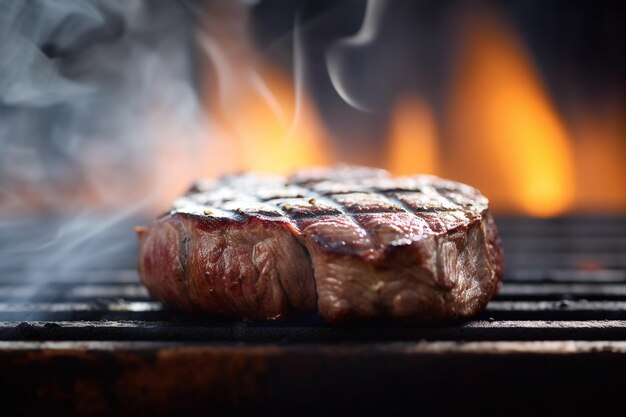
[0,0,624,270]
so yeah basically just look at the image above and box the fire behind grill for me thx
[0,216,625,416]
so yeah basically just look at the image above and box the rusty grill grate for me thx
[0,216,625,416]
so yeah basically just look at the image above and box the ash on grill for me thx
[0,216,625,416]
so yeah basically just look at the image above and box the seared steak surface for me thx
[137,166,503,323]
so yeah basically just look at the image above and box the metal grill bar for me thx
[3,319,626,343]
[1,282,626,322]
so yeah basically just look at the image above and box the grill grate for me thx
[1,216,625,416]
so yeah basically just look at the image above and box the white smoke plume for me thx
[326,0,389,112]
[0,0,205,275]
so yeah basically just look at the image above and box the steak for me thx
[137,165,503,323]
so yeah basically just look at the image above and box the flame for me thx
[386,98,440,176]
[448,12,575,217]
[204,67,331,176]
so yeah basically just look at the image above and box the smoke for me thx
[286,15,308,141]
[194,0,311,156]
[0,0,99,107]
[326,0,389,112]
[0,0,204,275]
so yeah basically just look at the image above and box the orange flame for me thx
[204,67,331,176]
[447,12,575,217]
[387,98,440,176]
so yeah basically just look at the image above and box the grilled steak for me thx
[137,165,503,323]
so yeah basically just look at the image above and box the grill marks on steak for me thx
[138,166,503,323]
